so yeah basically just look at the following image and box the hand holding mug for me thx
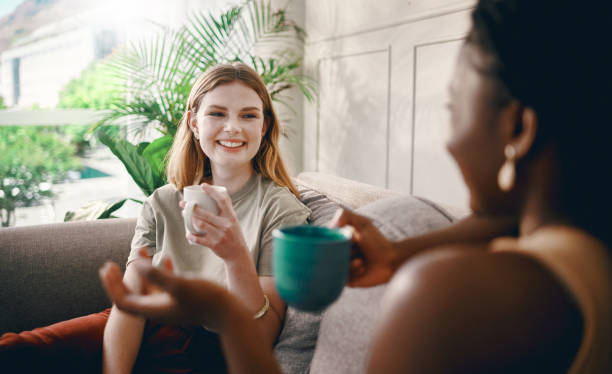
[331,209,396,288]
[273,225,352,311]
[181,183,249,261]
[182,184,226,236]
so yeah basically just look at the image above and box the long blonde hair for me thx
[166,62,299,198]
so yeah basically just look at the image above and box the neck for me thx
[209,164,254,195]
[518,145,571,236]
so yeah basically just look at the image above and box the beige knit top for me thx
[491,226,612,374]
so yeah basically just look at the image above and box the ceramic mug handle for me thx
[183,201,206,235]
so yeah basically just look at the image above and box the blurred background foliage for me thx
[0,126,81,226]
[57,60,117,110]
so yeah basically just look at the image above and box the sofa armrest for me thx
[0,218,136,334]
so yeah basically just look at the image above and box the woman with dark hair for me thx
[99,0,612,372]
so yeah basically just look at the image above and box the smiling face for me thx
[446,42,519,214]
[191,81,266,178]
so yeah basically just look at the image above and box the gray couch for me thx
[0,172,456,373]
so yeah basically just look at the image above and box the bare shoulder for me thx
[368,247,583,373]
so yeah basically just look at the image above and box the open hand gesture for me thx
[99,252,237,332]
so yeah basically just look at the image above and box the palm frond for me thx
[96,28,194,136]
[95,0,316,196]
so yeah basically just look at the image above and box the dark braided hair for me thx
[469,0,612,246]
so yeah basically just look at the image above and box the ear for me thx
[511,107,538,160]
[261,117,268,137]
[187,111,198,133]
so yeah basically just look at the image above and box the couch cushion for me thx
[295,172,400,210]
[0,218,135,334]
[309,195,455,374]
[273,184,345,374]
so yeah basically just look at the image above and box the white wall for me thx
[1,26,96,108]
[302,0,475,210]
[0,0,205,109]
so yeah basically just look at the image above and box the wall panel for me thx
[412,39,469,209]
[317,50,390,187]
[304,0,475,209]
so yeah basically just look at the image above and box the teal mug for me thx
[273,225,352,311]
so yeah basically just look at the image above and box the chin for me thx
[213,157,252,170]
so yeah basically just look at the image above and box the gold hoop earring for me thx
[498,144,516,192]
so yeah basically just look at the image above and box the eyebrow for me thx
[205,105,262,112]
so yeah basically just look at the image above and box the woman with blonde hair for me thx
[99,0,612,372]
[0,62,310,373]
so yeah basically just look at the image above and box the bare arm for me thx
[334,210,517,287]
[388,212,516,266]
[99,260,284,374]
[181,184,286,345]
[367,249,582,373]
[221,252,285,346]
[102,254,150,374]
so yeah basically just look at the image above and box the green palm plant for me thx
[73,0,314,220]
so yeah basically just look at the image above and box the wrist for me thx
[220,241,252,265]
[224,249,254,271]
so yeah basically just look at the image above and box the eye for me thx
[241,112,260,119]
[207,112,225,117]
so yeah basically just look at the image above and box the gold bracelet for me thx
[253,294,270,319]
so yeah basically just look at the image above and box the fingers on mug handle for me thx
[332,208,365,228]
[338,225,355,240]
[201,184,231,212]
[344,212,374,236]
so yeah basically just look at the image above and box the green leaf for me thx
[63,197,143,221]
[97,198,128,219]
[137,142,151,155]
[141,135,173,179]
[63,211,75,222]
[96,128,164,196]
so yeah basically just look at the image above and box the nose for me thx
[223,116,242,133]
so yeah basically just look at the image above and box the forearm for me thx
[224,257,282,346]
[102,259,148,374]
[219,296,283,374]
[389,213,517,270]
[224,253,262,312]
[102,306,146,374]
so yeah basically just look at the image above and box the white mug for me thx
[182,185,227,236]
